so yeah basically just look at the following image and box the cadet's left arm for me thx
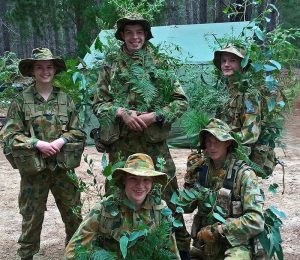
[238,93,261,145]
[159,81,188,123]
[221,169,264,246]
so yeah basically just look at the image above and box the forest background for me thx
[0,0,299,58]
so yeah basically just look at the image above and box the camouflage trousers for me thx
[17,167,82,258]
[107,134,191,252]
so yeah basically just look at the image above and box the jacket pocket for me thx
[13,148,46,175]
[3,144,18,169]
[57,142,84,170]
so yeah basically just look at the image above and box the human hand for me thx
[36,140,60,157]
[196,225,219,243]
[117,108,147,131]
[138,112,156,127]
[51,138,65,151]
[187,152,204,172]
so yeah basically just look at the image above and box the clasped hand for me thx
[36,138,65,157]
[117,108,156,132]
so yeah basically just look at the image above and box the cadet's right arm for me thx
[64,203,103,259]
[2,99,38,148]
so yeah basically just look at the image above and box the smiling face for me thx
[120,24,147,54]
[204,134,232,167]
[32,60,56,85]
[220,52,242,77]
[123,174,153,209]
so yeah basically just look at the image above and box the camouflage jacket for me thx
[92,46,187,131]
[216,87,261,145]
[64,194,180,259]
[184,153,264,247]
[1,84,86,168]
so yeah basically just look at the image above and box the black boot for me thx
[179,250,191,260]
[21,257,33,260]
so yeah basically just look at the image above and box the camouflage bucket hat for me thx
[213,45,251,71]
[19,48,67,77]
[112,153,167,187]
[115,14,153,41]
[199,118,237,149]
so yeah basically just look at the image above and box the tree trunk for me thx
[214,0,224,22]
[64,24,72,56]
[185,0,192,24]
[199,0,207,23]
[267,0,278,32]
[0,0,10,52]
[192,0,199,23]
[166,0,182,25]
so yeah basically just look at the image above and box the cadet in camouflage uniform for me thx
[1,48,86,260]
[92,14,190,258]
[213,45,261,147]
[64,153,180,259]
[184,118,264,260]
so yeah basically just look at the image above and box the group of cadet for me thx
[1,14,267,260]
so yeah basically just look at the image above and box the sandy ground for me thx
[1,97,300,260]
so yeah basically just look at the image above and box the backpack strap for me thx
[198,165,209,187]
[56,90,69,131]
[223,159,252,199]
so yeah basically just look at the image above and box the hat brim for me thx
[199,128,237,149]
[112,167,167,187]
[213,49,251,71]
[19,58,66,77]
[115,18,153,41]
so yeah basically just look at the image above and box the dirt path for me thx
[1,96,300,259]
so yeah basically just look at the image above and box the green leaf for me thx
[173,219,183,228]
[264,64,277,71]
[171,192,179,205]
[176,207,184,214]
[161,207,173,216]
[241,53,250,69]
[184,188,197,199]
[254,27,265,41]
[268,4,280,15]
[213,212,226,223]
[265,17,271,22]
[120,235,129,259]
[268,183,279,194]
[103,163,112,177]
[269,206,287,219]
[209,192,217,205]
[269,60,282,70]
[267,99,276,112]
[94,36,103,52]
[251,63,264,72]
[72,71,81,84]
[129,230,146,241]
[258,231,270,252]
[179,190,190,201]
[204,202,212,208]
[277,100,285,108]
[101,153,108,169]
[223,6,231,14]
[216,205,226,215]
